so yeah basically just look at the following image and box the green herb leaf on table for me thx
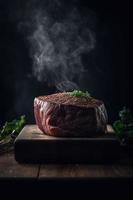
[119,106,133,124]
[113,107,133,143]
[113,120,126,139]
[0,115,26,141]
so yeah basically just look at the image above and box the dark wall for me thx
[0,0,132,125]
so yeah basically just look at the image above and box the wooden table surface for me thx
[0,149,133,199]
[0,132,133,200]
[0,149,133,179]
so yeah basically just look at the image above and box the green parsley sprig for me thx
[68,90,91,97]
[113,107,133,143]
[0,115,26,140]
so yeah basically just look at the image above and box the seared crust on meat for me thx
[37,92,103,108]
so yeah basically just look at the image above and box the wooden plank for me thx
[14,124,120,163]
[39,164,133,179]
[15,124,116,141]
[0,152,39,178]
[39,148,133,179]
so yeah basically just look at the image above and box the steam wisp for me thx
[29,7,96,91]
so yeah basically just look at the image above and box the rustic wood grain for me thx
[39,164,133,179]
[15,124,115,141]
[0,152,39,178]
[0,151,133,179]
[14,124,120,163]
[1,124,133,179]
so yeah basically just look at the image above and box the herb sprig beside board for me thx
[113,107,133,144]
[0,115,26,141]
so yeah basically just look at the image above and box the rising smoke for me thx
[29,3,96,91]
[3,0,115,122]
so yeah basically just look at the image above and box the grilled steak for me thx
[34,92,108,137]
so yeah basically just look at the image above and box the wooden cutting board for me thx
[14,125,120,163]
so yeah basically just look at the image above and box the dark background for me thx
[0,0,133,125]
